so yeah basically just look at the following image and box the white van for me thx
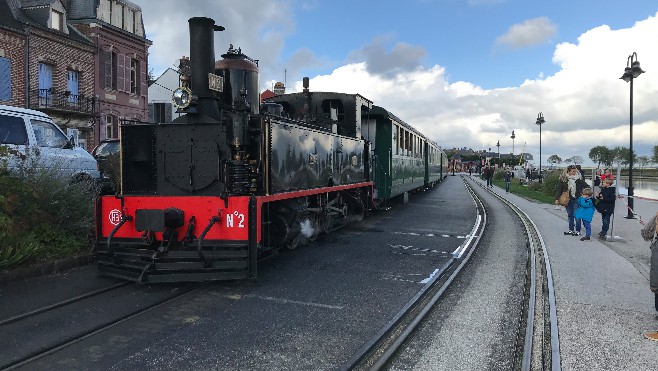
[0,104,101,182]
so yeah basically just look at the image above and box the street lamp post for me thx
[535,113,545,183]
[496,140,500,163]
[510,130,516,162]
[620,52,644,219]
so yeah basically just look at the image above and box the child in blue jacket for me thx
[575,187,596,241]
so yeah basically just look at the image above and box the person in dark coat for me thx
[503,167,513,193]
[484,165,494,188]
[554,165,588,236]
[595,178,616,238]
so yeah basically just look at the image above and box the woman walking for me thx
[554,165,588,236]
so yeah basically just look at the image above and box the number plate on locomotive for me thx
[208,73,224,92]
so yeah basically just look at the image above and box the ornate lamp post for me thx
[496,140,500,162]
[620,52,644,219]
[535,112,545,183]
[510,130,516,161]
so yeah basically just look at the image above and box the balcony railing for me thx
[29,89,97,115]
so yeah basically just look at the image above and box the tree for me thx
[547,154,562,168]
[563,158,573,166]
[147,68,156,86]
[568,156,584,165]
[637,155,650,179]
[589,146,612,167]
[610,146,636,167]
[652,145,658,164]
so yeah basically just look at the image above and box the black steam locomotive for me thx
[96,17,446,283]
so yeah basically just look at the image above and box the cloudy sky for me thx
[138,0,658,167]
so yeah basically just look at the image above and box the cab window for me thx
[0,114,28,145]
[31,119,68,148]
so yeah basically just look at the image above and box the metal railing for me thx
[29,89,96,115]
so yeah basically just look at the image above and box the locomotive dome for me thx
[215,45,260,115]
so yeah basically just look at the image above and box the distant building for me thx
[260,89,275,102]
[148,67,181,123]
[272,81,285,95]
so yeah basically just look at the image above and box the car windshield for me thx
[31,119,68,148]
[94,141,119,157]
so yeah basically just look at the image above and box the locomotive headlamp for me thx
[172,87,195,109]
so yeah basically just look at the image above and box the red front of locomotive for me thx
[96,195,259,283]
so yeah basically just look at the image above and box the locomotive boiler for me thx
[96,17,374,283]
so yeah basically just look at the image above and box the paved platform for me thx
[469,175,658,370]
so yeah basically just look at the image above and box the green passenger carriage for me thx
[363,105,448,203]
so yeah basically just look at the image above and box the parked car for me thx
[91,138,120,193]
[0,104,101,184]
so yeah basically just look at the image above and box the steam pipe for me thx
[188,17,224,121]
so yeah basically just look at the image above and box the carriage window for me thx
[392,125,397,155]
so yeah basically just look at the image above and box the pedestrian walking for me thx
[574,188,595,241]
[595,178,616,238]
[485,165,494,188]
[468,166,472,177]
[503,167,513,193]
[554,165,588,236]
[641,211,658,341]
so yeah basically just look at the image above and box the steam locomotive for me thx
[95,17,448,283]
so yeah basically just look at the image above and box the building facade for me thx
[67,0,151,146]
[3,0,97,149]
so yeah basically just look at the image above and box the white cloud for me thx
[141,2,657,166]
[295,13,658,165]
[495,17,557,49]
[141,0,294,80]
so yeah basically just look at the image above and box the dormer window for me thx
[51,9,64,31]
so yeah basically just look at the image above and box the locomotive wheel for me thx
[321,212,333,234]
[264,214,290,248]
[286,234,301,250]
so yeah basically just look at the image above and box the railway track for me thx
[0,283,204,370]
[342,177,561,370]
[0,282,130,327]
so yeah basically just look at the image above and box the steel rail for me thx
[2,283,206,370]
[474,177,561,371]
[0,282,130,327]
[341,179,487,370]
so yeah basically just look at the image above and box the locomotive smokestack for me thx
[188,17,224,121]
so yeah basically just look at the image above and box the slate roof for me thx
[0,0,94,46]
[21,0,58,7]
[0,0,26,33]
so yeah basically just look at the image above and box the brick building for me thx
[67,0,151,145]
[2,0,97,149]
[0,0,150,151]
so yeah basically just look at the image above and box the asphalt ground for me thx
[389,175,528,370]
[2,177,480,370]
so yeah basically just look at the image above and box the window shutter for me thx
[165,103,172,123]
[104,50,113,90]
[140,60,147,97]
[117,54,125,92]
[0,58,10,101]
[148,103,154,123]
